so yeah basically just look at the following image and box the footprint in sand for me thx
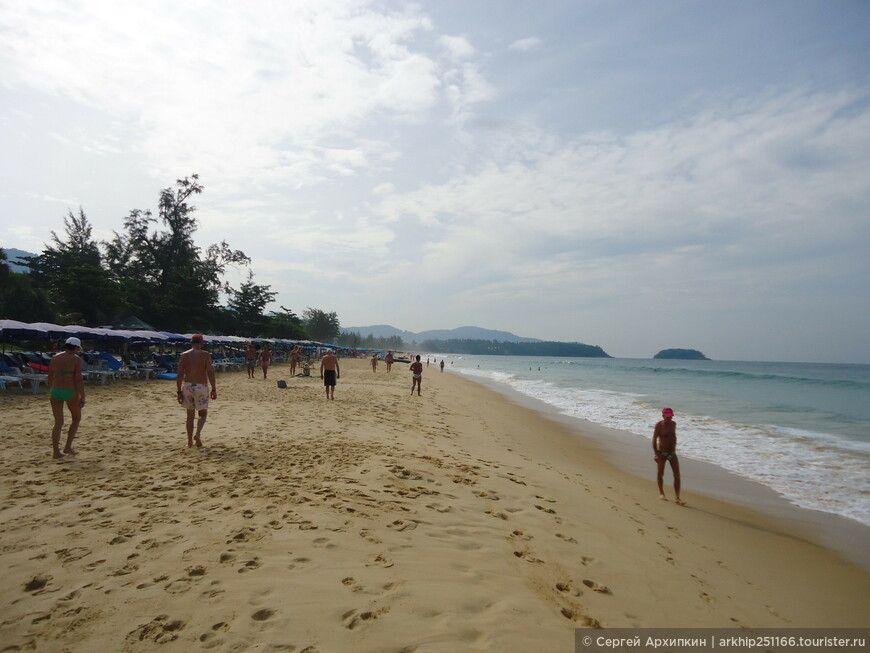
[472,490,500,500]
[359,529,382,544]
[126,614,186,644]
[424,502,453,513]
[341,577,363,593]
[387,519,418,532]
[342,607,384,630]
[582,579,611,594]
[534,504,557,514]
[251,607,276,621]
[287,557,311,570]
[366,554,394,568]
[513,549,544,563]
[23,574,51,593]
[239,558,262,573]
[485,510,508,520]
[55,547,91,563]
[555,533,577,544]
[163,578,193,594]
[509,529,533,541]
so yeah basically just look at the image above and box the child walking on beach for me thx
[653,407,685,505]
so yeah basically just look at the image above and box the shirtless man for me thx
[409,355,423,396]
[652,407,685,505]
[47,337,86,459]
[385,351,394,372]
[320,350,340,400]
[371,353,378,372]
[245,343,258,379]
[177,334,217,448]
[261,344,272,379]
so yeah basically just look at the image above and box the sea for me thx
[430,355,870,528]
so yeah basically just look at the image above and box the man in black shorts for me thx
[319,350,340,400]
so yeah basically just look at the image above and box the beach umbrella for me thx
[28,322,83,338]
[158,331,188,342]
[0,320,49,341]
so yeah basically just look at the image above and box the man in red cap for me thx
[177,334,217,447]
[653,407,685,505]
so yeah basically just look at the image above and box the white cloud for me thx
[439,35,476,60]
[508,37,541,52]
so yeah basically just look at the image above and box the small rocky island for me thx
[653,348,710,360]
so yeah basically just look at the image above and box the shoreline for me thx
[458,370,870,570]
[1,358,867,651]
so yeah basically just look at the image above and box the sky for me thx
[1,1,869,364]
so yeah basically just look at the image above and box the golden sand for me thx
[1,358,867,652]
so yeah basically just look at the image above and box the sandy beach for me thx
[1,358,868,652]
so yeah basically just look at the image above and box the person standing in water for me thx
[177,334,217,448]
[47,337,86,459]
[653,407,685,505]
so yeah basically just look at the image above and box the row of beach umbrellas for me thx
[0,319,327,349]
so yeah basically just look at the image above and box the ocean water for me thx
[432,355,870,527]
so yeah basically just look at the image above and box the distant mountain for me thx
[653,348,710,360]
[342,324,541,343]
[2,248,35,273]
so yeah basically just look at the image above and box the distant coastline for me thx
[418,339,611,358]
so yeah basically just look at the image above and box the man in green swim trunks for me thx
[47,336,86,459]
[653,407,685,505]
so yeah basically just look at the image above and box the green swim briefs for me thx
[50,388,76,402]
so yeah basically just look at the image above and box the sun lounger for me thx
[0,376,24,390]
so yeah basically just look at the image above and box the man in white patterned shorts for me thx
[177,334,217,448]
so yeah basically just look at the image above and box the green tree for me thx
[263,306,308,340]
[0,248,55,322]
[226,271,277,337]
[104,175,250,332]
[24,209,123,324]
[302,307,340,343]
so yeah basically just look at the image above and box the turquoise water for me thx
[433,355,870,526]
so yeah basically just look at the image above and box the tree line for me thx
[0,175,342,343]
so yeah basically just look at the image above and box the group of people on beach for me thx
[46,336,683,504]
[244,342,273,380]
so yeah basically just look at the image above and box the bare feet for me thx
[659,494,668,501]
[63,447,78,455]
[194,436,203,448]
[53,451,64,459]
[675,498,686,506]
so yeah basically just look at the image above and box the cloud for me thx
[439,34,476,60]
[0,2,442,189]
[370,88,870,306]
[509,37,541,52]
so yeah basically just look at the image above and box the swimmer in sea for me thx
[653,407,685,505]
